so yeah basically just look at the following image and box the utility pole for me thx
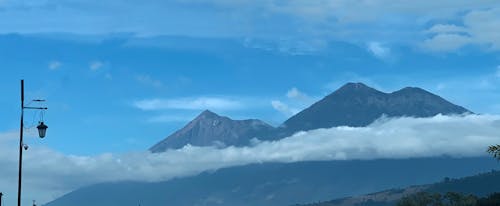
[18,80,48,206]
[18,80,25,206]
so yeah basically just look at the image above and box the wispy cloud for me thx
[272,87,315,117]
[48,61,62,70]
[147,114,196,123]
[367,42,391,59]
[134,97,244,111]
[136,74,164,88]
[1,114,499,204]
[436,83,447,91]
[89,61,104,71]
[422,33,472,52]
[286,87,310,101]
[423,8,500,52]
[271,100,299,116]
[0,1,498,53]
[425,24,467,34]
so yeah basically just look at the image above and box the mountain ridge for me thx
[150,110,274,152]
[151,82,470,152]
[280,82,469,136]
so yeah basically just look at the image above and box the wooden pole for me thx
[18,79,24,206]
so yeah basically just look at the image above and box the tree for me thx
[487,145,500,160]
[397,192,444,206]
[443,192,477,206]
[397,192,477,206]
[478,193,500,206]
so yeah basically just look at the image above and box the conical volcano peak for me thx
[393,86,429,94]
[336,82,379,93]
[281,82,470,134]
[149,109,274,152]
[343,82,369,89]
[195,110,222,120]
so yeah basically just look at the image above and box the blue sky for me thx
[0,0,500,155]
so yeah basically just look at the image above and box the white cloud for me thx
[464,8,500,50]
[426,24,467,34]
[436,83,447,91]
[286,87,310,100]
[175,0,499,52]
[271,100,299,116]
[367,42,391,59]
[272,87,316,117]
[148,114,195,123]
[89,61,103,71]
[1,114,499,205]
[423,8,500,52]
[242,37,329,55]
[0,0,498,54]
[185,0,496,24]
[134,97,244,111]
[48,61,62,70]
[422,33,472,52]
[136,74,163,88]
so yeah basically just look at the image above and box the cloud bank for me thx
[0,0,498,53]
[134,97,244,111]
[1,114,499,204]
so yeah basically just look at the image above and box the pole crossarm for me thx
[23,107,48,110]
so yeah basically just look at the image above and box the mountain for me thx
[44,157,498,206]
[150,110,274,152]
[45,83,483,206]
[280,82,470,135]
[297,169,500,206]
[151,83,470,151]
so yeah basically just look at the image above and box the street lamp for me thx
[36,122,48,138]
[18,80,48,206]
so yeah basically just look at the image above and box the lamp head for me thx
[37,122,48,138]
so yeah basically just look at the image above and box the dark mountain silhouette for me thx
[151,83,470,151]
[44,157,497,206]
[280,83,470,136]
[150,110,274,152]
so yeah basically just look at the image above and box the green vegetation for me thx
[397,192,477,206]
[296,170,500,206]
[427,170,500,196]
[397,192,500,206]
[488,145,500,160]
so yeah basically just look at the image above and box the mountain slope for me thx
[150,110,274,152]
[298,169,500,206]
[280,83,470,136]
[44,157,497,206]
